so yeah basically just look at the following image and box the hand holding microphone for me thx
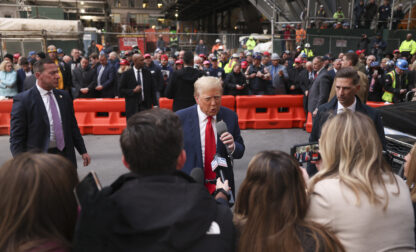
[216,121,235,154]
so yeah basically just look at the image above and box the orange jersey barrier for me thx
[305,112,312,133]
[236,95,306,129]
[0,99,13,135]
[221,95,235,111]
[73,98,126,135]
[366,101,390,108]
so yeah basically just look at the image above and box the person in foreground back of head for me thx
[73,109,235,252]
[234,150,345,252]
[0,153,79,252]
[307,111,415,251]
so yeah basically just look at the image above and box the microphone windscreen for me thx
[190,167,204,184]
[216,120,228,137]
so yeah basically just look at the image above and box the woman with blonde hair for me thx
[307,111,414,251]
[234,150,344,252]
[0,153,79,252]
[0,60,17,98]
[404,144,416,244]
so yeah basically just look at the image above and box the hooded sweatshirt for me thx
[73,171,235,252]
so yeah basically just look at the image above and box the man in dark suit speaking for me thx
[308,67,385,176]
[176,76,245,195]
[10,59,90,167]
[119,54,157,120]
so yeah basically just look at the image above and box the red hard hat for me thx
[241,61,248,69]
[120,59,129,66]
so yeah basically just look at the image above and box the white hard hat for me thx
[215,39,221,43]
[305,43,311,48]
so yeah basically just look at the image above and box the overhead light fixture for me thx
[80,8,85,13]
[157,0,163,8]
[142,0,148,8]
[174,12,178,18]
[80,1,84,5]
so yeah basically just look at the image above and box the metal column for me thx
[389,0,396,30]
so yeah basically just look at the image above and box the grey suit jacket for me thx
[307,68,332,113]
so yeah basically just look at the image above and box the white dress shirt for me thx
[36,82,62,148]
[337,97,357,114]
[197,105,217,168]
[134,66,144,100]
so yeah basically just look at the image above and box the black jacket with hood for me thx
[73,171,235,252]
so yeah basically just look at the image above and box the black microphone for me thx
[190,167,204,184]
[211,154,235,205]
[216,120,233,166]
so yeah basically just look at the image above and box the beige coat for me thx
[307,174,415,252]
[328,68,369,103]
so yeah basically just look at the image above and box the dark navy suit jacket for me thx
[176,105,245,194]
[96,63,116,98]
[308,96,386,176]
[10,86,87,167]
[16,68,30,93]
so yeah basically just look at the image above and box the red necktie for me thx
[204,116,216,194]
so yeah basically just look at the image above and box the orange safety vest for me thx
[296,29,306,43]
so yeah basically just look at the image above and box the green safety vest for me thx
[382,70,408,102]
[224,61,236,74]
[246,39,256,51]
[301,49,314,58]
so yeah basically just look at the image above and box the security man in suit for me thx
[119,54,158,120]
[10,59,91,167]
[308,67,385,176]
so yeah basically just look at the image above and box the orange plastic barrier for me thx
[305,112,312,133]
[221,95,235,111]
[236,95,306,129]
[366,101,390,108]
[158,96,236,111]
[73,98,126,135]
[0,99,13,135]
[159,97,173,110]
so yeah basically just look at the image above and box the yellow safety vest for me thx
[301,49,314,58]
[399,40,416,55]
[382,71,408,102]
[224,61,236,74]
[246,39,256,51]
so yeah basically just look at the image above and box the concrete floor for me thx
[0,128,310,194]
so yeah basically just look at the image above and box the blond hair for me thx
[194,76,223,96]
[0,61,12,71]
[309,111,398,210]
[406,145,416,202]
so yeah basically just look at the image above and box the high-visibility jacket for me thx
[246,39,256,51]
[399,40,416,55]
[169,31,178,48]
[223,60,236,74]
[333,12,345,22]
[301,48,314,58]
[296,29,306,43]
[382,70,408,102]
